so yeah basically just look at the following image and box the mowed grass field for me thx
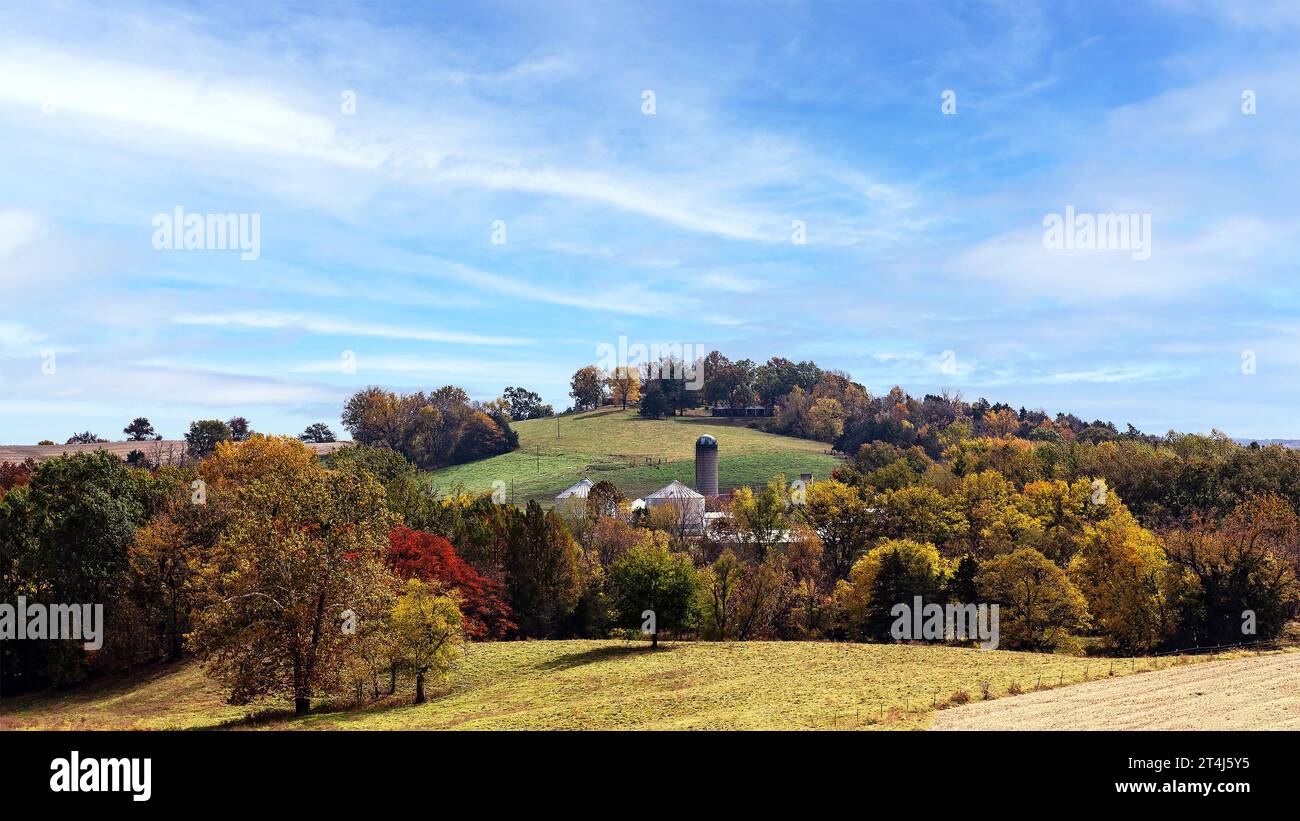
[1,640,1178,731]
[428,407,843,504]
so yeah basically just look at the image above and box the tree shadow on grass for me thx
[205,695,404,730]
[535,643,674,672]
[205,706,302,730]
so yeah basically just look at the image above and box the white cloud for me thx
[172,311,535,346]
[0,209,49,260]
[0,46,383,168]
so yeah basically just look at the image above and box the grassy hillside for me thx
[0,639,1177,731]
[429,407,843,504]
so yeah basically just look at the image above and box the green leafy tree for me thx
[504,501,583,637]
[638,380,670,418]
[325,444,413,486]
[502,386,553,421]
[185,419,232,459]
[0,451,149,688]
[123,417,156,441]
[226,416,253,442]
[300,422,336,443]
[609,538,699,647]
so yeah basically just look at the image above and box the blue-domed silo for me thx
[695,434,718,496]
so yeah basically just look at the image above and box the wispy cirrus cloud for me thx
[171,311,535,347]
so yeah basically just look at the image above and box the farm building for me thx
[644,479,707,534]
[555,477,593,516]
[552,433,820,538]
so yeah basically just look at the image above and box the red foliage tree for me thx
[387,526,516,640]
[0,458,36,500]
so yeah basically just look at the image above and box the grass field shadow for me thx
[535,643,669,671]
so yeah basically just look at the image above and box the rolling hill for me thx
[427,407,844,505]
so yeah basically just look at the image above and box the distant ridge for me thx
[0,439,348,465]
[1232,438,1300,449]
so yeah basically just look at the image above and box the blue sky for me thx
[0,0,1298,443]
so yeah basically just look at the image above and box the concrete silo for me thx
[695,434,718,496]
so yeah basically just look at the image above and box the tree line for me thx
[3,365,1298,714]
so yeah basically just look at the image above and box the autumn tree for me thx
[0,458,36,500]
[128,470,225,661]
[1069,508,1179,652]
[879,485,965,557]
[1015,478,1108,564]
[773,386,814,438]
[1163,495,1299,645]
[342,386,416,451]
[341,386,514,469]
[390,579,465,704]
[569,365,606,411]
[188,436,398,714]
[698,548,742,639]
[808,397,848,442]
[784,532,831,638]
[732,554,793,640]
[722,477,791,562]
[386,526,515,639]
[579,514,639,570]
[453,411,510,463]
[953,470,1040,559]
[605,366,641,410]
[798,479,874,580]
[586,479,623,519]
[976,547,1088,651]
[837,539,949,641]
[981,407,1020,438]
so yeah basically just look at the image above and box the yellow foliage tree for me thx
[390,579,465,704]
[605,366,641,410]
[1069,508,1180,652]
